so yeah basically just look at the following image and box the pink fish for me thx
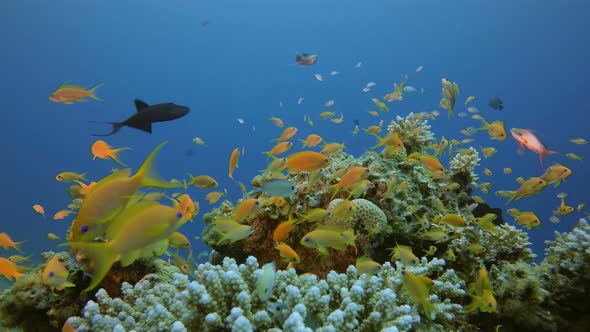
[510,128,557,166]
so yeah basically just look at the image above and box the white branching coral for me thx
[386,112,435,154]
[449,147,480,184]
[65,256,465,332]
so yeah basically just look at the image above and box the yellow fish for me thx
[274,242,300,265]
[168,232,191,250]
[55,171,87,182]
[554,194,574,216]
[472,115,507,140]
[41,256,75,292]
[65,200,186,291]
[212,217,254,244]
[355,256,381,275]
[401,269,436,318]
[387,243,419,265]
[540,163,572,187]
[300,225,356,255]
[503,177,548,205]
[187,174,218,189]
[71,142,181,241]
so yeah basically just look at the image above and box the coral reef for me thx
[0,252,180,331]
[449,147,480,186]
[539,219,590,331]
[386,112,434,154]
[65,256,465,332]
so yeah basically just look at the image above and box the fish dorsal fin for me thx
[134,99,150,112]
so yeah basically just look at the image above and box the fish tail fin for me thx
[109,148,131,167]
[14,241,25,253]
[134,142,180,189]
[61,241,117,291]
[539,149,558,166]
[90,121,125,137]
[87,84,104,101]
[327,184,341,200]
[505,192,518,205]
[263,151,276,160]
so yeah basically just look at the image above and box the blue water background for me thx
[0,0,588,287]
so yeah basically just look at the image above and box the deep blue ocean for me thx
[1,0,588,289]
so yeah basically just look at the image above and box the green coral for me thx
[488,261,553,331]
[0,252,181,331]
[539,218,590,330]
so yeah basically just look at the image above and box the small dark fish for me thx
[488,97,504,110]
[92,99,189,136]
[295,53,318,66]
[354,119,360,127]
[200,19,209,27]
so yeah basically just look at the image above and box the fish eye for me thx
[80,225,89,233]
[411,259,416,264]
[488,302,493,308]
[255,200,260,205]
[377,266,382,269]
[292,258,297,262]
[249,227,254,231]
[324,159,329,162]
[304,237,310,242]
[175,212,183,218]
[48,271,54,277]
[264,287,268,293]
[291,186,295,190]
[401,270,407,275]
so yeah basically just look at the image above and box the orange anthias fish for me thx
[172,194,198,222]
[265,142,293,157]
[0,232,24,251]
[232,198,261,222]
[282,151,331,172]
[510,128,557,166]
[300,134,323,147]
[274,127,298,142]
[328,166,370,199]
[33,204,46,218]
[91,140,130,167]
[0,257,25,280]
[41,256,75,292]
[273,215,296,243]
[49,83,103,104]
[228,148,240,179]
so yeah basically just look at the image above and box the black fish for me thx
[295,53,318,66]
[488,96,504,110]
[92,99,189,136]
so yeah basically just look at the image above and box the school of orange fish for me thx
[1,66,588,319]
